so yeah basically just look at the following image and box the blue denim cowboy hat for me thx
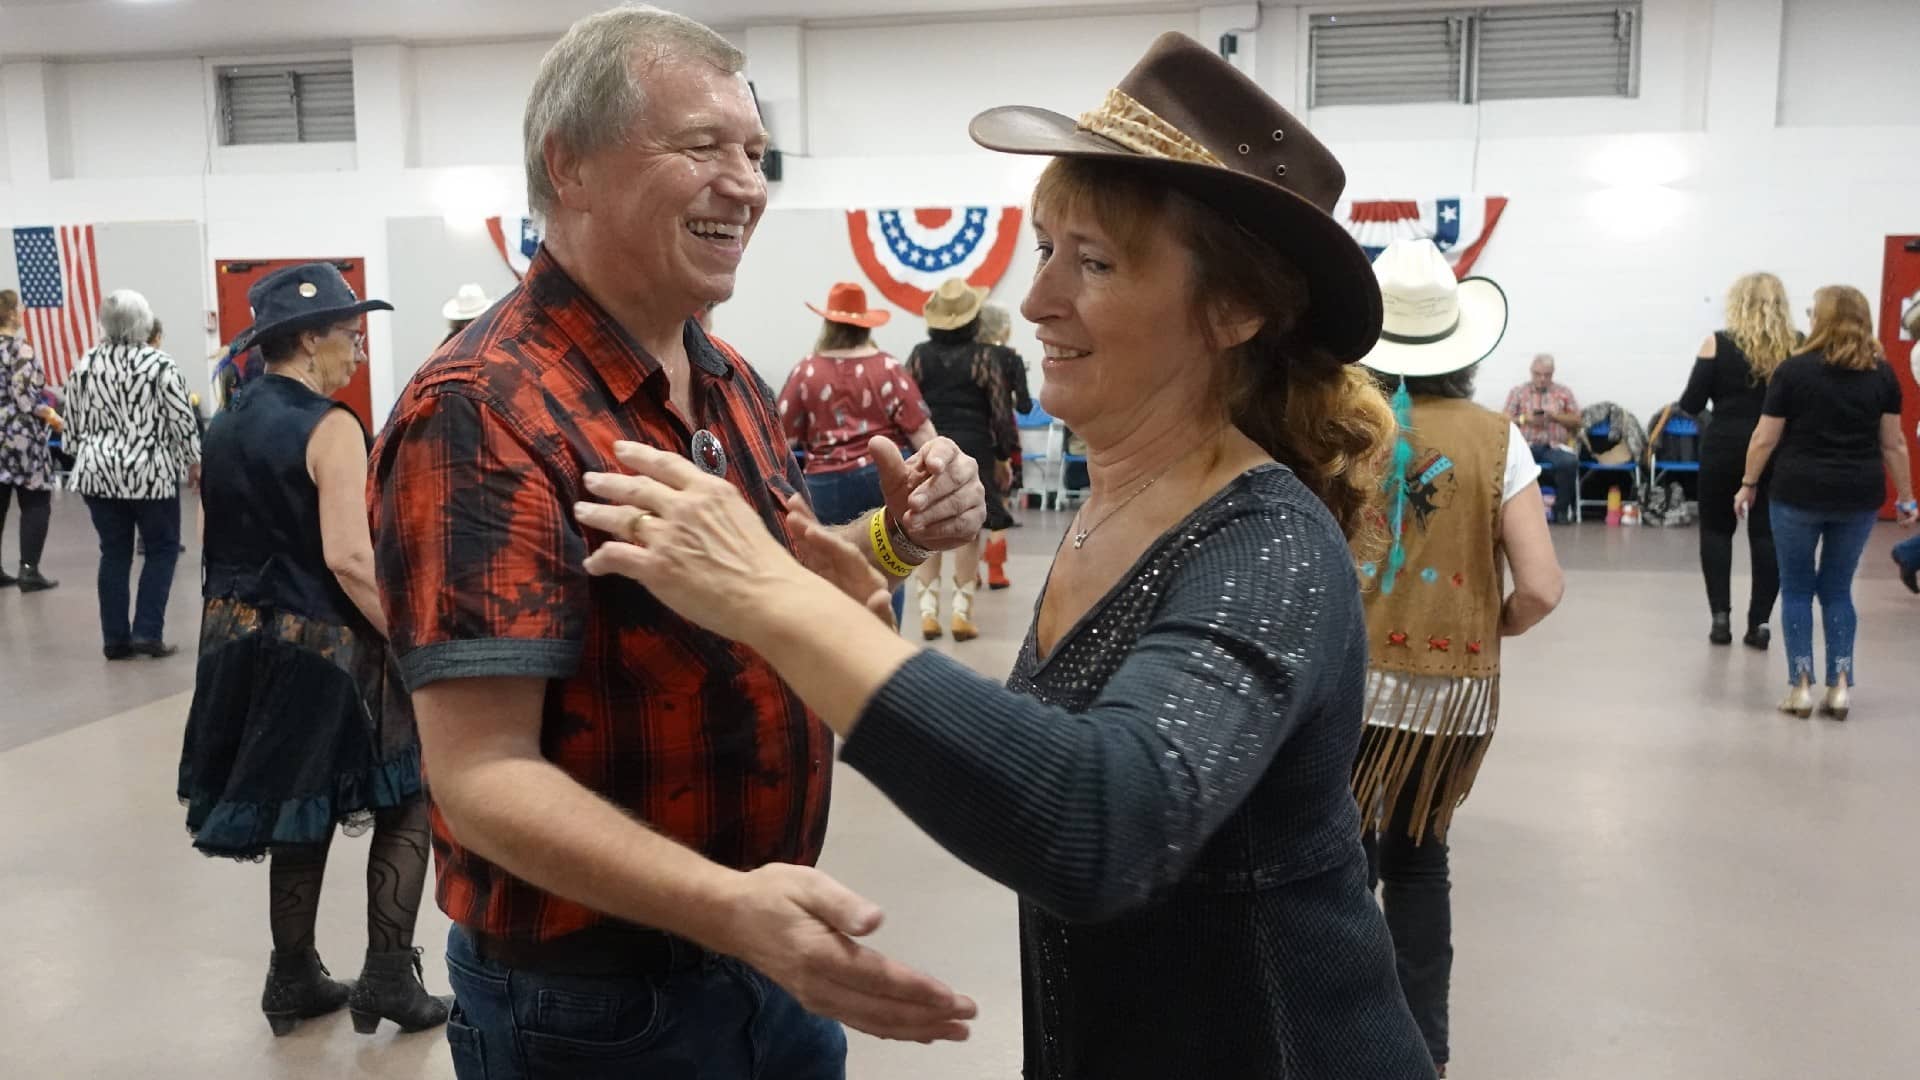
[229,262,392,354]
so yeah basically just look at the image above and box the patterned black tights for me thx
[267,798,432,956]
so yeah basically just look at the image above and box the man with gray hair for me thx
[1504,352,1582,522]
[370,6,983,1075]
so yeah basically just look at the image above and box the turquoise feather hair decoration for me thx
[1379,377,1414,594]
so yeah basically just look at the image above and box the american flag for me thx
[12,226,102,387]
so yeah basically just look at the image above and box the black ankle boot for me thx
[262,948,351,1036]
[1744,624,1771,650]
[1709,612,1732,645]
[0,566,16,587]
[348,947,451,1034]
[16,564,57,592]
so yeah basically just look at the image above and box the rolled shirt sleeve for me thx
[371,388,588,690]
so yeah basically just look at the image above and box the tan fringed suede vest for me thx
[1352,397,1512,843]
[1365,397,1509,680]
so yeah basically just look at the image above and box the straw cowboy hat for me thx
[806,281,890,328]
[442,283,492,322]
[1357,239,1509,378]
[230,263,392,354]
[923,278,988,331]
[968,31,1380,361]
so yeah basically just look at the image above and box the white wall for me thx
[1,2,1918,425]
[411,40,550,169]
[1779,0,1920,127]
[50,59,208,179]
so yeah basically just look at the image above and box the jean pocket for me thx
[444,1006,491,1080]
[517,981,669,1073]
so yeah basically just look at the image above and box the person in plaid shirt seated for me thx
[368,8,984,1077]
[1504,353,1582,522]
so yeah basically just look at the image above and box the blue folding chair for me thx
[1015,402,1056,506]
[1650,415,1702,494]
[1576,420,1641,523]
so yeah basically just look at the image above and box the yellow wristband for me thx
[869,509,916,579]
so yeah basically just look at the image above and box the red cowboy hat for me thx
[806,282,890,328]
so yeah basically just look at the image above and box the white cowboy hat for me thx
[442,283,492,322]
[1358,238,1508,378]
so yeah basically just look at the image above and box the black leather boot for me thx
[16,564,57,592]
[347,947,451,1034]
[261,948,351,1036]
[0,565,16,587]
[1708,611,1732,645]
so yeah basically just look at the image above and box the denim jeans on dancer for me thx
[806,463,906,624]
[443,926,846,1080]
[83,494,181,647]
[1769,501,1877,687]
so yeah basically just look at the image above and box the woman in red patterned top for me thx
[779,283,938,620]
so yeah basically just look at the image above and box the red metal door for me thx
[214,257,373,431]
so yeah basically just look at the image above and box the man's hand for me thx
[781,494,895,629]
[871,435,984,552]
[715,864,977,1043]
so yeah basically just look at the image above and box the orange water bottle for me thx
[1606,485,1623,525]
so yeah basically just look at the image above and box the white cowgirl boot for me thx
[916,577,943,641]
[950,577,979,642]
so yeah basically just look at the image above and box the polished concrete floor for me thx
[3,491,1919,1078]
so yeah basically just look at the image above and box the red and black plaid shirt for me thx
[370,247,832,943]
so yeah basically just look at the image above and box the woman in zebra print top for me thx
[65,289,201,659]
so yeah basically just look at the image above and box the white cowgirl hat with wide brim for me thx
[1358,238,1508,378]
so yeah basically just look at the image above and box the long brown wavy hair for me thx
[1032,158,1393,558]
[1723,272,1796,383]
[1799,285,1883,372]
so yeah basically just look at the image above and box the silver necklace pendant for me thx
[1073,531,1090,549]
[691,429,727,477]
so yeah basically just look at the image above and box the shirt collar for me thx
[525,246,732,404]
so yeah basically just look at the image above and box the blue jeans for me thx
[1769,502,1877,687]
[806,464,906,623]
[1530,445,1578,521]
[83,494,181,647]
[444,927,846,1080]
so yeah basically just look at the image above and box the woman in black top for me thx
[1736,285,1917,720]
[179,264,449,1038]
[573,34,1435,1079]
[1680,272,1796,647]
[906,278,1018,641]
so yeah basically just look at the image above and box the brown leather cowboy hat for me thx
[970,32,1381,363]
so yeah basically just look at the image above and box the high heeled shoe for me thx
[1778,682,1815,719]
[1819,684,1850,721]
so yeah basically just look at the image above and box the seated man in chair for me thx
[1505,353,1581,522]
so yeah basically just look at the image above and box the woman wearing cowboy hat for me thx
[904,278,1019,640]
[177,263,450,1038]
[1352,238,1565,1077]
[779,281,939,621]
[572,33,1439,1076]
[441,282,492,343]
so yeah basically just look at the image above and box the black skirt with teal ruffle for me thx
[178,597,424,859]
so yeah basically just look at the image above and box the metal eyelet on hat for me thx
[1237,143,1251,155]
[1274,164,1288,177]
[1273,129,1286,142]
